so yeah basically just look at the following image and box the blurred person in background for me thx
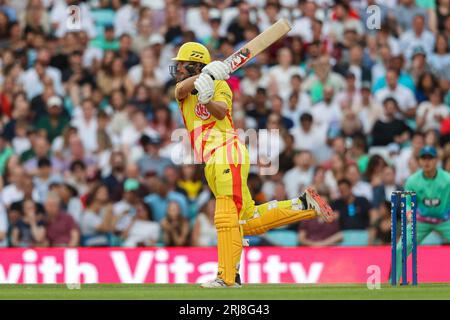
[113,178,141,236]
[371,97,411,146]
[368,200,392,245]
[416,88,449,132]
[144,176,189,223]
[283,150,314,199]
[374,69,417,120]
[372,165,402,208]
[0,203,7,247]
[331,179,374,231]
[160,201,190,247]
[137,135,172,178]
[345,163,373,203]
[44,191,79,247]
[10,198,46,247]
[122,200,160,247]
[36,95,69,144]
[298,191,343,247]
[102,150,127,202]
[80,183,114,246]
[191,198,216,247]
[1,167,39,208]
[53,182,82,225]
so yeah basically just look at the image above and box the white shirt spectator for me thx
[122,220,161,247]
[428,53,450,74]
[128,64,165,87]
[83,46,103,69]
[113,200,135,232]
[50,1,97,38]
[193,213,217,246]
[283,167,314,199]
[67,198,83,225]
[289,125,326,153]
[240,74,269,97]
[0,204,7,247]
[268,65,305,100]
[114,3,140,37]
[399,30,435,61]
[185,7,212,40]
[375,84,417,113]
[352,181,373,202]
[71,113,98,154]
[18,67,64,100]
[416,101,450,131]
[310,100,342,135]
[1,184,40,208]
[81,210,105,236]
[290,16,314,43]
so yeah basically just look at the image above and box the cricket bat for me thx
[193,19,292,94]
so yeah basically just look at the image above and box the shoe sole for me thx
[305,187,335,223]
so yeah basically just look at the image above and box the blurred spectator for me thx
[0,203,7,247]
[80,183,114,246]
[1,167,39,208]
[44,192,80,247]
[113,178,141,235]
[137,135,172,177]
[332,179,373,231]
[160,201,190,247]
[299,193,343,246]
[399,15,435,61]
[0,133,13,176]
[345,163,373,203]
[33,157,62,202]
[290,113,326,153]
[144,176,189,222]
[368,201,392,245]
[55,182,82,225]
[191,198,217,246]
[416,88,449,132]
[122,200,160,247]
[374,69,417,120]
[352,82,383,134]
[36,95,70,143]
[102,150,127,201]
[372,166,403,208]
[10,198,46,247]
[371,97,411,146]
[283,150,314,199]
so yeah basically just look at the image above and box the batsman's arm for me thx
[175,75,201,101]
[205,101,227,120]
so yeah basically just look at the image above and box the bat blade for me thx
[224,19,292,72]
[192,19,291,94]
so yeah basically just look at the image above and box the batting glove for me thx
[202,61,230,80]
[194,73,215,104]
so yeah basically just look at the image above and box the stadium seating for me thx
[340,230,369,246]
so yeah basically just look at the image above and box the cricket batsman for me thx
[395,146,450,282]
[170,42,335,288]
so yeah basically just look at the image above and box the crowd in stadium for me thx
[0,0,449,248]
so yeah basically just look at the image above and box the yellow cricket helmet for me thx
[172,42,211,65]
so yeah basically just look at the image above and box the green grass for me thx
[0,283,449,300]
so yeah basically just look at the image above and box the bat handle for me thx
[191,74,215,95]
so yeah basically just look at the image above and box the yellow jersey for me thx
[176,80,238,163]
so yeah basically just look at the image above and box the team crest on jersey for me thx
[195,103,211,120]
